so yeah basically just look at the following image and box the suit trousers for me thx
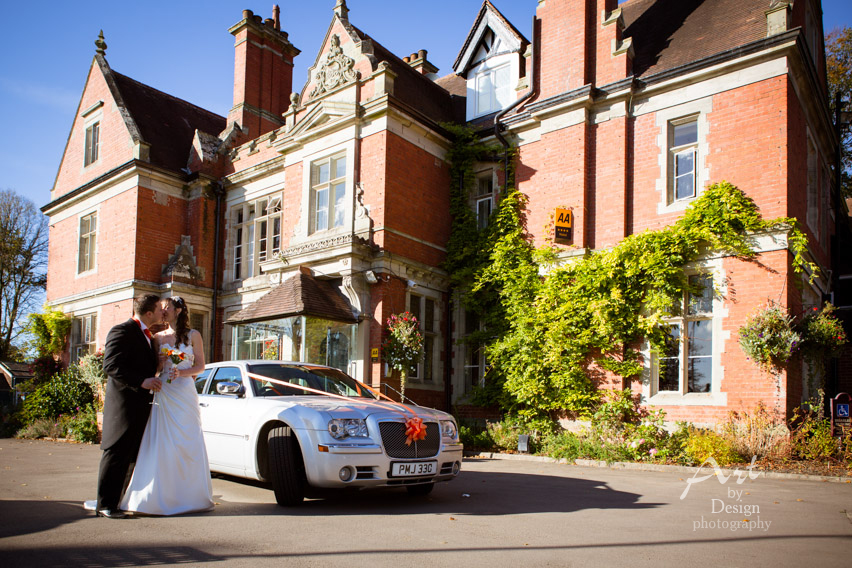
[96,424,146,510]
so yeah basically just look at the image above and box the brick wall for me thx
[381,131,451,265]
[516,122,590,248]
[51,63,136,201]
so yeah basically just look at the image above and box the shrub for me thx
[20,366,94,423]
[78,350,106,408]
[65,404,99,444]
[684,428,744,466]
[486,419,521,452]
[720,402,788,459]
[0,404,22,438]
[540,430,625,462]
[459,425,493,451]
[789,410,837,460]
[16,417,66,439]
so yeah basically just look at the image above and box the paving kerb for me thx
[465,451,852,483]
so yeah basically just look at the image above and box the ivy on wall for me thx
[443,125,817,420]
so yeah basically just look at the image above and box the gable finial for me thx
[95,30,107,55]
[334,0,349,21]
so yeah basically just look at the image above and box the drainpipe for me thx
[210,181,224,361]
[493,15,537,188]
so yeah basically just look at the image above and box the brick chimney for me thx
[227,7,300,139]
[535,0,631,98]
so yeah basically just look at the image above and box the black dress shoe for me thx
[96,508,127,519]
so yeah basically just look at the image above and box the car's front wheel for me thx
[268,426,305,506]
[406,482,435,496]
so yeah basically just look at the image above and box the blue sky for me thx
[1,0,849,209]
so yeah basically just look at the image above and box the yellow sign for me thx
[370,348,379,360]
[554,208,573,244]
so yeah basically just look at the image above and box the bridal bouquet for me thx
[160,346,187,383]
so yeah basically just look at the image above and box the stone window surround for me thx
[406,290,442,385]
[76,209,98,277]
[642,258,729,407]
[655,98,712,215]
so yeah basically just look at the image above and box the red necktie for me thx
[143,328,153,340]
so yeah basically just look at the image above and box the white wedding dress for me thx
[119,342,214,515]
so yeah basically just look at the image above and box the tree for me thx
[826,26,852,197]
[0,189,48,361]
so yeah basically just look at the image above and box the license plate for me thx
[391,461,437,477]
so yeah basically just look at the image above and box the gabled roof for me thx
[622,0,768,78]
[0,361,33,389]
[300,8,463,125]
[109,70,226,173]
[225,270,358,325]
[452,0,528,75]
[351,24,463,124]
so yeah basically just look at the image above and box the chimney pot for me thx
[402,56,410,63]
[418,49,427,59]
[243,9,253,19]
[410,52,418,61]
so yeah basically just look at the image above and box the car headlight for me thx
[440,419,458,440]
[328,418,369,439]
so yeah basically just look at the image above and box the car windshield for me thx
[247,363,377,399]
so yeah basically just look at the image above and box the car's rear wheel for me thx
[268,426,305,506]
[406,482,435,496]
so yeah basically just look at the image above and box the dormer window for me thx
[475,64,511,117]
[453,3,527,122]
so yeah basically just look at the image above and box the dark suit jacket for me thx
[100,319,158,450]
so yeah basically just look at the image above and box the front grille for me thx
[378,421,440,458]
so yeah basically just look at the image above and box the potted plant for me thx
[381,312,424,399]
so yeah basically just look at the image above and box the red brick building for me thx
[43,0,845,424]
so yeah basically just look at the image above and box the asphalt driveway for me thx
[1,438,851,567]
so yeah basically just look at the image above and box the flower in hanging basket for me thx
[738,303,800,373]
[382,311,424,398]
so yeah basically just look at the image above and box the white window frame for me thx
[71,313,98,362]
[406,293,439,383]
[643,261,728,407]
[475,169,496,230]
[230,194,283,281]
[309,153,347,235]
[655,99,711,214]
[669,116,699,203]
[77,211,97,274]
[474,63,512,117]
[84,121,100,166]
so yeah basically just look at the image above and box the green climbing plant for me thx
[442,125,817,421]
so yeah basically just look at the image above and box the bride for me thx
[119,296,214,515]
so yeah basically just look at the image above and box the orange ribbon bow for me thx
[404,417,428,446]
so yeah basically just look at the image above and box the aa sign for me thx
[554,208,573,244]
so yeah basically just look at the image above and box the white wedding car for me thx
[195,360,463,505]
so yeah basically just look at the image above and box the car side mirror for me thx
[216,381,245,397]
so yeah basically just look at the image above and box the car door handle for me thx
[199,402,208,407]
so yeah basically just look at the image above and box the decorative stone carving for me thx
[355,183,369,219]
[162,235,205,281]
[310,34,359,98]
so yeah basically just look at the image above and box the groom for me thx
[96,294,164,519]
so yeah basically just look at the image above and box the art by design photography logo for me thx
[680,456,773,533]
